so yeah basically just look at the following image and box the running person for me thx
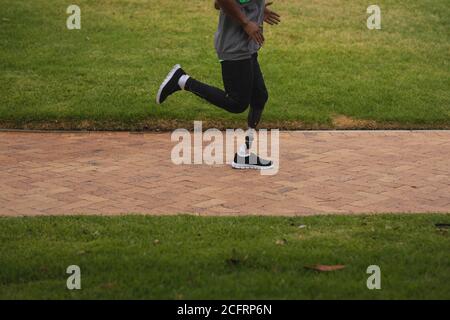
[156,0,281,170]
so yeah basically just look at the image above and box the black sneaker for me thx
[156,64,186,104]
[232,153,274,170]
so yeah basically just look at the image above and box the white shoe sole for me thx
[231,162,274,170]
[156,64,181,104]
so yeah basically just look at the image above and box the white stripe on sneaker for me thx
[156,64,181,104]
[231,162,274,170]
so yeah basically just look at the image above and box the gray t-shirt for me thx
[214,0,265,61]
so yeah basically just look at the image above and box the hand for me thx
[243,20,265,46]
[264,2,281,25]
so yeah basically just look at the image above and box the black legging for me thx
[185,53,268,129]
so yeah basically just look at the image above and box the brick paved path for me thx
[1,131,449,216]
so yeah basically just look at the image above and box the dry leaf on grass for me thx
[305,264,346,272]
[100,282,116,289]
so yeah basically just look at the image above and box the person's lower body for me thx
[156,54,273,170]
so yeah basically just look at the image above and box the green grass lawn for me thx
[0,0,449,130]
[0,214,449,299]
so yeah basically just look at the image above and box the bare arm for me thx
[264,2,281,25]
[216,0,264,45]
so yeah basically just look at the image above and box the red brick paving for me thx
[0,131,449,216]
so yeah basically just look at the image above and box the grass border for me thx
[1,119,450,132]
